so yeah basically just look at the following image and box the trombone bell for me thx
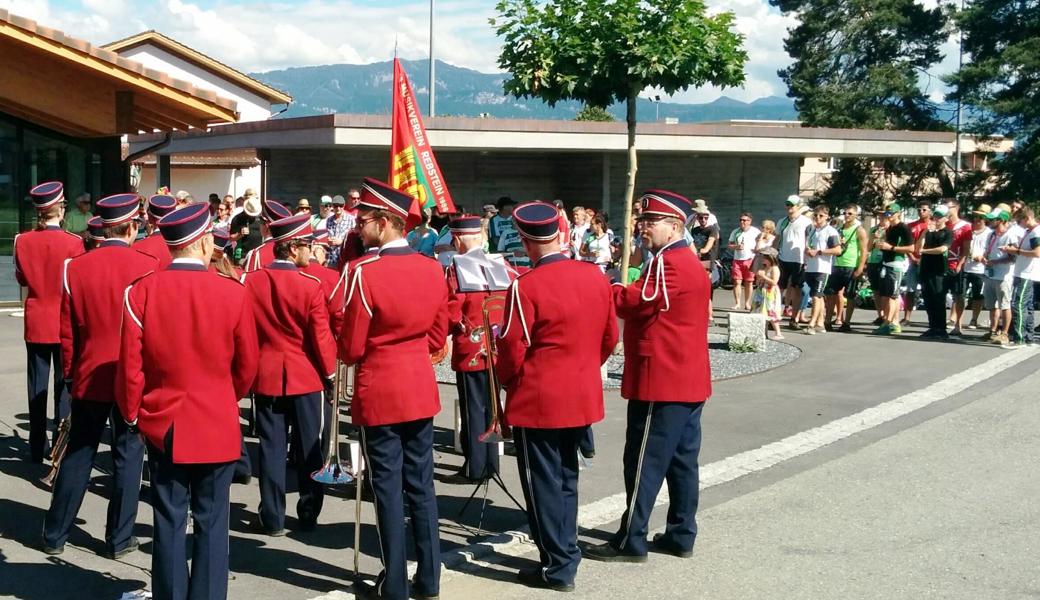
[311,462,354,485]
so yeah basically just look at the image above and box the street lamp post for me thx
[429,0,436,118]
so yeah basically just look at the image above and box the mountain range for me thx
[250,59,799,123]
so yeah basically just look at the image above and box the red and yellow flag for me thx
[389,58,456,215]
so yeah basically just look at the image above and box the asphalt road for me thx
[0,307,1036,600]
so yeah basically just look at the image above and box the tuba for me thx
[311,362,355,485]
[477,295,510,443]
[40,415,71,488]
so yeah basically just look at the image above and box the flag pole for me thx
[429,0,436,118]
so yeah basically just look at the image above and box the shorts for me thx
[902,263,919,298]
[984,277,1012,310]
[731,258,755,282]
[944,271,966,297]
[779,260,804,290]
[879,267,904,299]
[866,263,883,293]
[804,272,829,298]
[824,266,857,298]
[964,272,986,301]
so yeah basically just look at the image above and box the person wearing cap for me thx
[315,195,333,230]
[209,229,242,280]
[982,208,1018,345]
[488,196,517,252]
[1005,207,1040,347]
[874,203,915,335]
[802,206,842,335]
[775,195,812,329]
[726,212,761,311]
[326,194,355,267]
[296,198,312,216]
[494,201,617,592]
[963,203,994,330]
[242,200,293,272]
[339,178,449,600]
[915,204,953,339]
[117,202,259,600]
[64,194,93,237]
[14,182,84,464]
[229,193,264,264]
[494,197,531,269]
[443,214,517,484]
[865,207,890,325]
[85,216,106,251]
[44,193,158,558]
[581,189,708,567]
[242,215,336,535]
[900,200,933,325]
[134,195,178,268]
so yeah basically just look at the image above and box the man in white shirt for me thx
[802,206,841,334]
[776,195,812,329]
[983,209,1020,345]
[963,204,993,330]
[727,212,760,311]
[1005,206,1040,346]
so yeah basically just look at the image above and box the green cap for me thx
[985,209,1010,222]
[883,203,902,215]
[932,204,949,217]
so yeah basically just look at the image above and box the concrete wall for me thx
[265,148,800,233]
[136,166,262,199]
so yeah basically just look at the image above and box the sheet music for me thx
[453,251,512,292]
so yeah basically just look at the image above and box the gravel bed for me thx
[434,333,801,388]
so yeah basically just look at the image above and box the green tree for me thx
[771,0,952,208]
[491,0,747,281]
[574,104,615,122]
[948,0,1040,201]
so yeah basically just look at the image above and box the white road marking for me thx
[309,346,1039,599]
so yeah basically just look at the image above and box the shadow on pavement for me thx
[0,549,147,600]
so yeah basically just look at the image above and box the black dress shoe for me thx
[103,536,140,560]
[580,541,647,563]
[650,534,693,558]
[441,471,485,485]
[409,577,439,600]
[517,567,575,592]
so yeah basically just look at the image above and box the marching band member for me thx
[302,228,342,304]
[209,229,243,280]
[339,178,448,600]
[117,202,258,600]
[134,194,177,268]
[496,201,618,592]
[15,181,83,463]
[243,200,293,272]
[85,216,105,251]
[243,214,336,535]
[444,214,514,484]
[582,190,711,563]
[44,194,158,558]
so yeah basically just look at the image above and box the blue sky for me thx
[2,0,957,104]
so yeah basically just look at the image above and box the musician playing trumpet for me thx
[444,215,516,484]
[338,178,449,600]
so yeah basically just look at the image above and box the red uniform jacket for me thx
[338,245,449,427]
[614,240,712,404]
[243,262,336,397]
[14,226,84,344]
[497,253,618,428]
[118,263,259,464]
[445,254,514,372]
[134,232,172,268]
[303,260,344,335]
[244,239,275,272]
[60,241,158,402]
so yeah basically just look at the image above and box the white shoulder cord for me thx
[640,252,671,312]
[501,281,531,346]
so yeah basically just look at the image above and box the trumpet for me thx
[311,362,355,485]
[40,415,71,488]
[478,295,509,444]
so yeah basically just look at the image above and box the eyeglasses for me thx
[637,216,672,227]
[739,218,751,222]
[354,215,379,229]
[843,211,856,216]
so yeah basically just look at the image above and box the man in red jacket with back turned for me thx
[118,202,258,600]
[243,199,293,272]
[44,193,158,558]
[243,214,336,535]
[14,181,83,463]
[496,201,618,592]
[582,189,712,563]
[339,178,448,600]
[134,194,177,268]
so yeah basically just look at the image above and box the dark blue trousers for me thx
[513,426,585,586]
[455,370,500,479]
[25,342,70,462]
[611,401,703,556]
[578,426,595,458]
[255,392,325,530]
[360,418,440,600]
[43,400,144,552]
[147,443,235,600]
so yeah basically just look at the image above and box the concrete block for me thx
[728,312,767,351]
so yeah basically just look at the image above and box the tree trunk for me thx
[619,91,639,283]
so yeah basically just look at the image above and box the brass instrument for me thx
[311,362,355,485]
[478,295,509,443]
[40,415,71,488]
